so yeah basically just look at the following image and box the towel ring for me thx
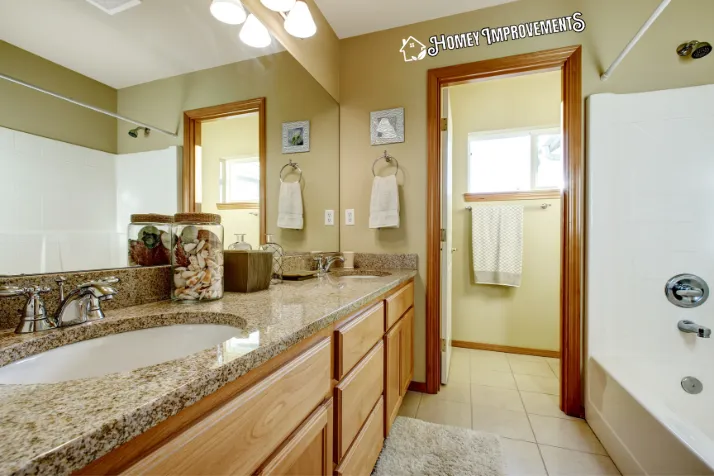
[372,150,399,177]
[280,160,302,183]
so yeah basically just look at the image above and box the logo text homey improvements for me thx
[427,12,586,58]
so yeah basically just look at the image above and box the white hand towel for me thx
[369,175,400,229]
[471,205,523,287]
[277,181,303,230]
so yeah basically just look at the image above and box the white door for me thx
[441,88,454,385]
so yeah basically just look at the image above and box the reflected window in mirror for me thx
[219,156,260,206]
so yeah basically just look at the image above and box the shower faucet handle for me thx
[665,274,709,308]
[674,285,703,298]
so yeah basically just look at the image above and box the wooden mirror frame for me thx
[183,98,267,243]
[425,46,583,417]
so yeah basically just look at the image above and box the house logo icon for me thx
[400,36,427,62]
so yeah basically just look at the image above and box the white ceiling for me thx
[0,0,283,89]
[314,0,518,39]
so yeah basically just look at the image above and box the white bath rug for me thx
[373,416,505,476]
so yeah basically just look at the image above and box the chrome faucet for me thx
[678,320,711,338]
[0,276,119,334]
[314,255,345,277]
[55,277,119,327]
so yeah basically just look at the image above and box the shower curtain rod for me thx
[600,0,671,81]
[0,73,179,138]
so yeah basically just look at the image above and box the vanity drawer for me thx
[335,302,384,379]
[385,282,414,330]
[335,396,385,476]
[335,340,384,461]
[122,338,331,476]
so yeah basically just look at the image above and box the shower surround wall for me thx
[0,126,179,275]
[587,84,714,474]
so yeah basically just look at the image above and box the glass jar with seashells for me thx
[127,214,174,267]
[171,213,224,302]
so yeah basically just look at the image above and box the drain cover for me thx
[682,376,703,394]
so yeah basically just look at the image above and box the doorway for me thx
[183,98,267,247]
[426,46,583,417]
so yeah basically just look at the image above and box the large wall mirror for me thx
[0,0,339,277]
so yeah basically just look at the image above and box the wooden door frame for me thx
[183,98,267,242]
[426,46,583,417]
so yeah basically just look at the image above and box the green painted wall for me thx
[0,41,117,153]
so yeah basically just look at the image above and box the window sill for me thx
[464,190,561,202]
[216,202,260,210]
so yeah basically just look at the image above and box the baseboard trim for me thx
[452,340,560,359]
[408,381,429,393]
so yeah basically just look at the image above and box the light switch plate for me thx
[345,209,355,226]
[325,210,335,226]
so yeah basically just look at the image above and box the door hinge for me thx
[440,228,446,242]
[440,118,448,131]
[441,338,446,352]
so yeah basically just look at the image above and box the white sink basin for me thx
[0,324,246,384]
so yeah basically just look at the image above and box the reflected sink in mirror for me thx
[331,270,392,279]
[0,324,249,385]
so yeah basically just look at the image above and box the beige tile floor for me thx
[398,348,620,475]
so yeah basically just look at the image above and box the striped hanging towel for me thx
[471,205,524,287]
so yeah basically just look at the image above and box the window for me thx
[219,157,260,205]
[467,128,562,194]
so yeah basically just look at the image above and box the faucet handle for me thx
[78,276,120,288]
[0,285,27,298]
[0,285,50,298]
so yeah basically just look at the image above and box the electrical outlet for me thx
[345,209,355,226]
[325,210,335,226]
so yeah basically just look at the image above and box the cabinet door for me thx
[400,308,415,395]
[122,339,331,476]
[384,319,402,436]
[257,399,333,476]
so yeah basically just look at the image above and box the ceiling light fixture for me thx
[284,1,316,39]
[260,0,296,12]
[239,14,272,48]
[210,0,247,25]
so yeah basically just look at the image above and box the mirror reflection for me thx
[0,0,339,277]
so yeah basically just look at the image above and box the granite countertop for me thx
[0,270,416,476]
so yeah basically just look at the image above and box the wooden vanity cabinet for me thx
[78,278,415,476]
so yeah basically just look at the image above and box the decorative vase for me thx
[260,234,284,284]
[228,234,253,251]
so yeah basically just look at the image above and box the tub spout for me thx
[678,320,711,338]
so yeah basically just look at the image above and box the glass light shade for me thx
[210,0,247,25]
[239,14,272,48]
[284,1,316,38]
[260,0,296,12]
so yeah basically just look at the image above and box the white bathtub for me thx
[587,86,714,475]
[587,354,714,475]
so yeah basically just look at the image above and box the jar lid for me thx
[130,213,174,224]
[174,213,222,224]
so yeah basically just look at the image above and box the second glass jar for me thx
[172,213,224,302]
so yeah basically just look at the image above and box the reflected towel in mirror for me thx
[277,181,303,229]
